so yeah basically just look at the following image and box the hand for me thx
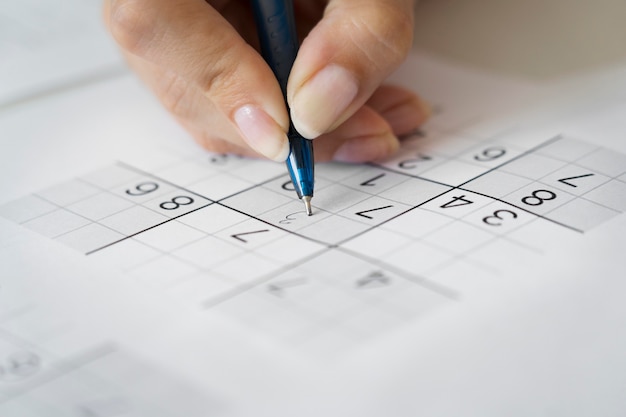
[103,0,429,162]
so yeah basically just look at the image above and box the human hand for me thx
[104,0,430,162]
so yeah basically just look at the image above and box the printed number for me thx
[482,209,518,226]
[209,153,228,165]
[521,190,557,206]
[126,181,159,196]
[0,351,40,381]
[159,196,194,210]
[474,146,506,162]
[440,195,473,209]
[398,154,432,169]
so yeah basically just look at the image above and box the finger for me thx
[288,0,416,139]
[106,0,289,161]
[366,85,431,136]
[313,106,399,162]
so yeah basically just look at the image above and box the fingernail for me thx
[333,133,399,163]
[290,64,359,139]
[234,105,290,161]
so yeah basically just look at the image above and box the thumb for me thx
[106,0,290,160]
[287,0,416,139]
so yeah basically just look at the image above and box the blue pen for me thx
[250,0,315,215]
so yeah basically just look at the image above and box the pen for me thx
[250,0,315,215]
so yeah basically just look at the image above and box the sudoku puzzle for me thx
[2,124,626,353]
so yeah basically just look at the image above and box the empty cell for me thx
[128,255,198,289]
[382,208,453,238]
[338,196,411,225]
[409,132,478,157]
[177,204,246,234]
[544,198,619,232]
[423,221,495,254]
[144,190,212,218]
[536,137,598,162]
[500,153,565,180]
[216,218,286,249]
[212,253,281,284]
[230,158,286,183]
[340,306,406,339]
[23,209,90,238]
[575,148,626,177]
[315,161,367,182]
[154,160,217,186]
[457,141,523,168]
[377,280,449,318]
[311,184,372,214]
[429,260,495,294]
[342,169,409,194]
[378,177,451,206]
[342,228,413,259]
[489,129,561,149]
[115,176,177,204]
[88,239,160,270]
[0,194,57,223]
[36,179,99,206]
[296,215,370,245]
[66,192,133,220]
[100,205,168,235]
[221,186,294,216]
[134,221,205,252]
[463,170,532,198]
[257,200,331,232]
[421,189,494,219]
[385,241,452,276]
[213,291,311,342]
[173,236,245,269]
[538,165,609,196]
[502,183,575,215]
[55,223,124,253]
[584,180,626,211]
[166,273,236,306]
[188,172,252,201]
[80,165,140,189]
[299,249,375,280]
[419,159,487,187]
[255,234,325,264]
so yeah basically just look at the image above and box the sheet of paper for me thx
[1,13,626,416]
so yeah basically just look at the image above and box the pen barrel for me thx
[286,130,314,198]
[251,0,314,199]
[250,0,298,96]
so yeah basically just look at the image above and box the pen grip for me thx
[250,0,298,96]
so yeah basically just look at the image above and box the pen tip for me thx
[302,196,312,216]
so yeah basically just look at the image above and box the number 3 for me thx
[482,209,518,226]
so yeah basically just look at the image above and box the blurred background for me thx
[414,0,626,79]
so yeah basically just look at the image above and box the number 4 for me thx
[440,195,473,209]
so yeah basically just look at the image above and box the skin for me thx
[103,0,430,163]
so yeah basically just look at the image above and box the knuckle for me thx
[351,3,414,66]
[196,40,245,101]
[109,0,154,56]
[158,71,192,118]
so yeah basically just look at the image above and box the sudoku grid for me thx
[2,123,626,354]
